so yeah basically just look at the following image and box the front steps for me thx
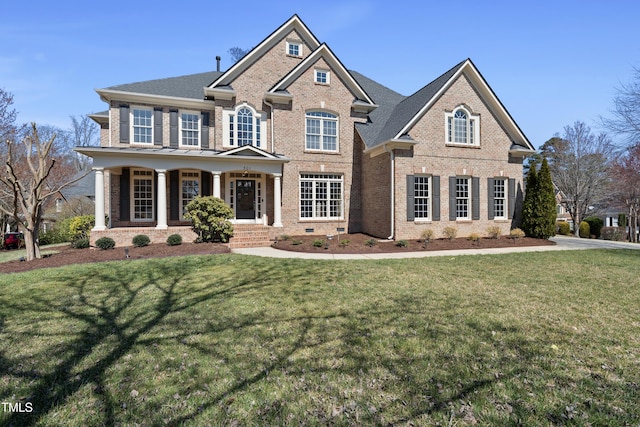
[228,224,273,249]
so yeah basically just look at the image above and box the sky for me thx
[2,0,640,149]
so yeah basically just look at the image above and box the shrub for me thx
[365,238,377,247]
[68,215,95,241]
[579,221,590,238]
[280,234,291,241]
[486,226,501,239]
[291,239,303,245]
[312,239,325,248]
[468,233,481,243]
[132,234,150,247]
[421,229,435,243]
[339,239,350,247]
[166,234,183,246]
[618,213,627,228]
[396,239,408,247]
[557,221,571,236]
[601,227,626,241]
[39,229,69,245]
[184,196,234,243]
[95,237,116,250]
[509,228,525,239]
[72,238,90,249]
[443,227,458,240]
[584,217,604,239]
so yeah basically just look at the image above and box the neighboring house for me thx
[42,171,96,232]
[76,15,534,247]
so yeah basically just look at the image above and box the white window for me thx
[286,40,303,57]
[131,107,153,144]
[414,176,431,220]
[180,171,200,219]
[132,169,154,221]
[455,177,470,220]
[446,107,479,146]
[305,111,338,152]
[223,105,264,148]
[493,178,507,219]
[179,111,200,147]
[300,174,343,220]
[314,69,330,84]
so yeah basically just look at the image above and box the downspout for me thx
[264,99,275,153]
[384,144,395,240]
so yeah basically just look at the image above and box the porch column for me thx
[273,173,283,227]
[156,169,168,229]
[212,171,221,198]
[93,167,106,230]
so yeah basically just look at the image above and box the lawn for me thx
[0,250,639,426]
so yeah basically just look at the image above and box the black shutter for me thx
[406,175,415,221]
[120,168,130,221]
[154,108,163,146]
[432,176,440,221]
[487,178,495,220]
[170,170,179,221]
[119,105,129,143]
[449,176,456,221]
[472,177,480,220]
[170,110,178,147]
[201,112,210,149]
[201,171,211,196]
[508,178,516,219]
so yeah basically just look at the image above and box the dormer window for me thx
[314,69,330,85]
[446,107,479,146]
[286,40,303,57]
[223,104,265,148]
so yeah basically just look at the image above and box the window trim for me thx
[413,175,432,221]
[299,173,344,220]
[305,110,339,153]
[130,106,154,145]
[180,170,200,220]
[131,169,154,222]
[445,106,480,147]
[222,104,264,148]
[314,68,330,85]
[286,40,303,57]
[178,110,201,148]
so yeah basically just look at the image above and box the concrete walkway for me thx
[232,235,640,260]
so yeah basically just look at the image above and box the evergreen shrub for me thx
[95,237,116,250]
[132,234,150,247]
[166,234,183,246]
[579,221,590,238]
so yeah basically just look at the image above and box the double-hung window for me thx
[493,178,507,219]
[300,174,343,220]
[305,111,338,152]
[224,105,263,148]
[446,107,479,146]
[414,176,431,220]
[180,111,200,147]
[132,108,153,144]
[132,169,154,221]
[455,177,471,220]
[180,171,200,219]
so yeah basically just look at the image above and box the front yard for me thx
[0,250,638,425]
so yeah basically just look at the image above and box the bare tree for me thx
[70,115,98,171]
[609,145,640,242]
[1,123,86,260]
[228,47,250,63]
[0,88,19,233]
[542,122,612,236]
[602,67,640,147]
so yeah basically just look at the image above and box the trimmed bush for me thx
[579,221,590,238]
[184,196,234,243]
[602,227,626,241]
[557,221,571,236]
[95,237,116,250]
[443,227,458,240]
[166,234,183,246]
[72,238,90,249]
[584,217,604,239]
[132,234,150,247]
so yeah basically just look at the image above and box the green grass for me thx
[0,243,68,263]
[1,250,639,426]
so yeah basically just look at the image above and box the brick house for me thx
[77,15,534,247]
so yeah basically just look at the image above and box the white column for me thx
[273,173,283,227]
[156,169,168,229]
[212,171,221,198]
[93,167,106,230]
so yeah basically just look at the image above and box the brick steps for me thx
[228,224,272,249]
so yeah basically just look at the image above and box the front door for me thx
[236,180,255,219]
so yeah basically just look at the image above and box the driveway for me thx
[551,235,640,250]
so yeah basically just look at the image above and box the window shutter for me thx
[154,108,163,146]
[449,177,456,221]
[432,176,440,221]
[472,177,480,220]
[201,112,210,149]
[201,171,211,196]
[119,105,129,144]
[120,168,130,221]
[508,178,516,219]
[487,178,495,220]
[406,175,415,221]
[170,110,178,147]
[169,170,179,221]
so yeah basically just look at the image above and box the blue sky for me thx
[2,0,639,148]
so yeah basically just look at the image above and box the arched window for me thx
[446,107,479,145]
[224,105,263,148]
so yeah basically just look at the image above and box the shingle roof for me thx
[106,71,223,100]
